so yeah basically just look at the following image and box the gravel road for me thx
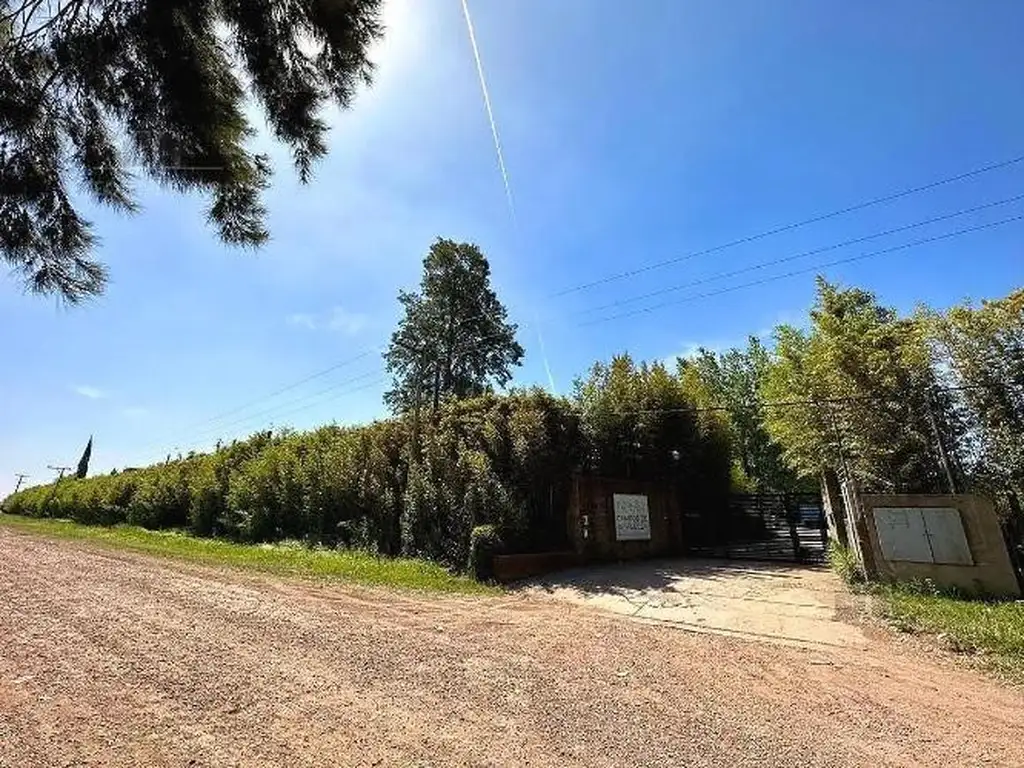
[1,529,1022,767]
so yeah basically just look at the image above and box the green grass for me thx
[826,540,864,585]
[0,514,496,595]
[876,581,1024,681]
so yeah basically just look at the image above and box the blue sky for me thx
[3,0,1023,495]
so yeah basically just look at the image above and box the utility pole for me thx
[47,465,72,482]
[43,465,73,512]
[12,473,29,494]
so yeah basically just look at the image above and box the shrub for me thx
[827,540,864,584]
[189,455,228,536]
[468,524,502,582]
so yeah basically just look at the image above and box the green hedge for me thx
[4,383,733,576]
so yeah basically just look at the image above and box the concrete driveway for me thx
[525,558,868,649]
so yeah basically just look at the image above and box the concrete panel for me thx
[873,508,933,563]
[860,493,1021,597]
[923,508,973,566]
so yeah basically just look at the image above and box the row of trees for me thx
[682,279,1023,519]
[3,237,736,571]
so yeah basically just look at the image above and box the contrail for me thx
[459,0,516,221]
[533,313,558,394]
[460,0,556,393]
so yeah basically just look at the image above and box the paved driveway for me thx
[525,558,868,648]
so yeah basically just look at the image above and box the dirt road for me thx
[1,530,1022,767]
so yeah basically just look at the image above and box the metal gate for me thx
[682,493,828,564]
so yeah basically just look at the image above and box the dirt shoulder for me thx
[1,529,1021,767]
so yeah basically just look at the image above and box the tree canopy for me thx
[0,0,383,301]
[384,238,524,413]
[761,278,960,493]
[929,288,1024,500]
[678,338,799,493]
[573,354,733,511]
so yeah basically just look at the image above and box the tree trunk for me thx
[442,310,455,399]
[432,363,441,413]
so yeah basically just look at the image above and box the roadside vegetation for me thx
[826,541,864,585]
[4,280,1021,589]
[827,541,1024,680]
[875,581,1024,681]
[0,514,493,595]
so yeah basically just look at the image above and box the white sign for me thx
[613,494,651,541]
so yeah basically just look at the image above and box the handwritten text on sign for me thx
[613,494,652,541]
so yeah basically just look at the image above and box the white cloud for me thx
[287,307,368,336]
[326,307,368,336]
[72,385,106,400]
[286,313,318,330]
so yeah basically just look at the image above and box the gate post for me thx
[784,493,801,562]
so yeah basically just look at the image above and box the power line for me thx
[215,322,521,440]
[159,376,388,462]
[575,193,1024,317]
[553,152,1024,296]
[159,368,387,452]
[597,384,987,417]
[580,213,1024,326]
[144,346,383,451]
[135,313,530,465]
[137,319,535,465]
[190,348,382,430]
[103,199,1024,468]
[154,292,533,452]
[152,383,989,462]
[134,370,386,464]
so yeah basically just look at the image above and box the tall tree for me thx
[1,0,383,301]
[929,289,1024,500]
[681,337,798,492]
[75,435,92,479]
[762,278,956,493]
[384,239,524,413]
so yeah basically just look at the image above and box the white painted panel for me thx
[872,508,933,563]
[922,508,973,565]
[613,494,651,541]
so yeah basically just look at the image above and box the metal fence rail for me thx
[683,493,828,564]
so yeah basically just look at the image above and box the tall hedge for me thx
[3,384,731,571]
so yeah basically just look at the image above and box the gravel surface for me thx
[1,529,1022,767]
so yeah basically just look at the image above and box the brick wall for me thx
[566,474,682,562]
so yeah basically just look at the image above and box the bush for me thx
[827,541,864,584]
[468,524,502,582]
